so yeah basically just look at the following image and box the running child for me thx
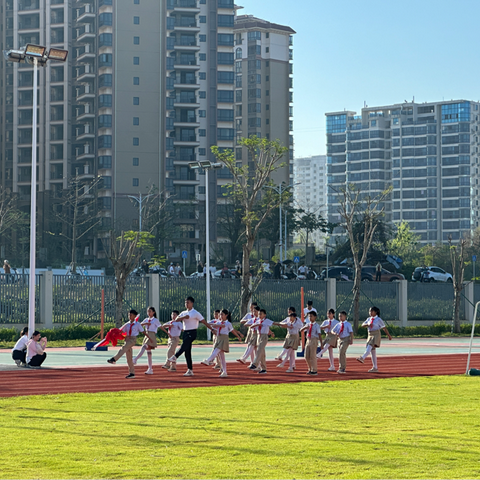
[133,306,163,374]
[330,311,353,374]
[356,306,392,373]
[316,308,339,371]
[107,309,143,378]
[274,311,303,372]
[201,309,244,377]
[248,309,275,374]
[300,311,321,375]
[208,309,222,370]
[162,310,181,371]
[275,307,299,363]
[236,305,260,364]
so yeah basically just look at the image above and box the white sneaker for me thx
[276,363,285,368]
[200,359,210,366]
[145,369,153,375]
[132,357,138,365]
[162,364,170,369]
[236,358,246,364]
[328,366,336,371]
[286,368,294,373]
[168,355,177,363]
[356,357,365,364]
[219,372,228,378]
[183,369,194,377]
[316,353,323,359]
[274,356,282,361]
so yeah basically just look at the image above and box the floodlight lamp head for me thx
[25,44,46,58]
[3,49,25,63]
[48,48,68,62]
[199,161,212,168]
[188,162,201,169]
[211,162,223,169]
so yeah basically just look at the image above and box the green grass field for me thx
[1,376,479,479]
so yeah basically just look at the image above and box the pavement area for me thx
[1,337,479,371]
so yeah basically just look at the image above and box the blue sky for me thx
[237,0,480,157]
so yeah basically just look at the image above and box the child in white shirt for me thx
[300,311,322,375]
[248,309,275,374]
[201,309,244,377]
[316,308,340,371]
[275,307,299,363]
[331,311,353,374]
[356,306,392,373]
[274,311,303,372]
[162,310,182,372]
[237,305,260,364]
[133,306,164,374]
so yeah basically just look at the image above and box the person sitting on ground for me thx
[12,327,28,367]
[26,331,48,368]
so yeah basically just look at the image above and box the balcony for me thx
[173,60,200,71]
[169,0,200,12]
[174,119,200,128]
[173,80,200,90]
[76,64,95,82]
[76,5,95,22]
[76,126,95,141]
[77,45,95,62]
[173,20,200,32]
[75,144,94,161]
[76,23,95,42]
[173,137,199,147]
[76,85,95,102]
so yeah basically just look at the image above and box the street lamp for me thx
[188,161,222,333]
[127,193,154,232]
[3,44,68,336]
[265,182,300,263]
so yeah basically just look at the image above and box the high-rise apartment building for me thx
[294,155,327,248]
[233,15,295,186]
[326,100,480,243]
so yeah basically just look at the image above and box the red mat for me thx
[1,353,478,398]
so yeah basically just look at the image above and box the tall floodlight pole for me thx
[3,44,68,335]
[189,160,222,338]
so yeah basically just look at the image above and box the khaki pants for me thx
[338,337,351,371]
[166,336,180,365]
[253,333,268,370]
[114,336,137,374]
[305,337,318,372]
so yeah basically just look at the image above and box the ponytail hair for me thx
[221,308,232,322]
[148,306,157,317]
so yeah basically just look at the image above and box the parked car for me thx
[319,266,353,281]
[362,266,405,282]
[412,266,453,283]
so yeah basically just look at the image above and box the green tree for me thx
[212,136,288,316]
[387,220,421,277]
[296,209,328,256]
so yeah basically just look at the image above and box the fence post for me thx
[397,279,408,327]
[39,271,53,329]
[147,274,160,311]
[326,278,336,311]
[464,282,474,322]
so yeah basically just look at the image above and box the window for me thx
[99,33,112,47]
[266,47,269,53]
[236,47,242,59]
[99,13,112,26]
[101,176,112,189]
[133,137,139,146]
[199,110,206,118]
[218,128,234,141]
[134,0,139,3]
[218,33,234,46]
[248,31,261,41]
[218,109,234,121]
[218,52,234,65]
[218,15,234,27]
[133,56,140,65]
[199,34,206,42]
[99,53,112,67]
[98,135,112,149]
[218,90,234,103]
[98,156,112,168]
[133,117,139,125]
[98,115,112,128]
[218,71,234,84]
[133,157,139,166]
[199,148,206,156]
[133,178,139,187]
[133,16,140,24]
[133,97,139,105]
[199,129,206,137]
[199,72,206,80]
[133,36,140,45]
[199,16,206,23]
[99,74,112,87]
[199,91,206,99]
[133,77,140,85]
[199,53,206,61]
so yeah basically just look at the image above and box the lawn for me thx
[1,376,479,479]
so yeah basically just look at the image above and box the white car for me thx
[422,266,453,283]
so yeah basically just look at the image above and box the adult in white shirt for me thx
[26,330,48,368]
[12,327,28,366]
[168,263,175,276]
[303,300,317,319]
[168,296,214,376]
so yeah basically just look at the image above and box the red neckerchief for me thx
[339,322,344,334]
[308,322,313,338]
[258,319,264,333]
[128,322,134,336]
[368,316,375,330]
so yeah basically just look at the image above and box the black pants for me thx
[376,272,381,281]
[12,349,26,363]
[175,329,197,370]
[28,353,47,367]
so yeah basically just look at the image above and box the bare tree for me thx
[50,175,102,273]
[448,236,468,333]
[212,136,288,316]
[105,230,154,326]
[335,184,392,331]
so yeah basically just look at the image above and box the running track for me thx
[1,353,478,398]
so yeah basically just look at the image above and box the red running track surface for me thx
[1,353,478,398]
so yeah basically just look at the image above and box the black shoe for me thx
[248,364,257,370]
[309,371,318,376]
[258,370,267,374]
[125,373,135,379]
[107,358,116,364]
